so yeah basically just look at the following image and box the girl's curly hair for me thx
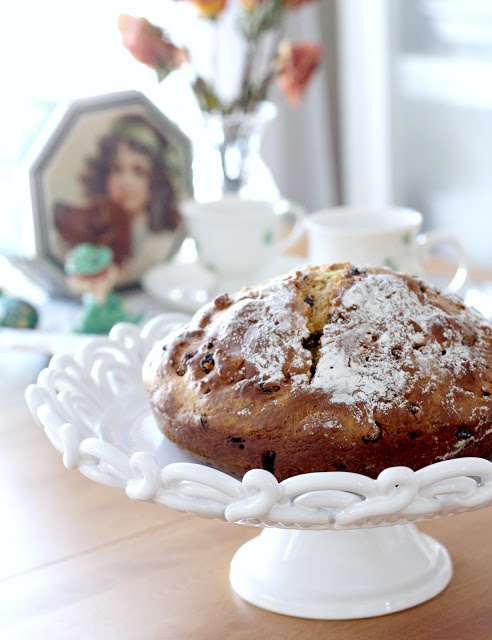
[81,114,180,231]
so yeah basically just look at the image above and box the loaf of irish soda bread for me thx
[143,263,492,480]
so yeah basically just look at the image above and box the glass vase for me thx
[192,101,280,203]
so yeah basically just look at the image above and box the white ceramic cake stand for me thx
[25,314,492,620]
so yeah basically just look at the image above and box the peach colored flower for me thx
[283,0,317,6]
[275,40,322,107]
[186,0,227,19]
[239,0,263,11]
[117,15,188,73]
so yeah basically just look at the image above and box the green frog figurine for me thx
[64,243,142,334]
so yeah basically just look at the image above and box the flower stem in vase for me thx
[205,101,279,200]
[239,38,256,113]
[116,3,323,203]
[218,113,247,193]
[210,17,222,111]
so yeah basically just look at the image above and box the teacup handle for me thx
[416,231,468,293]
[274,199,306,253]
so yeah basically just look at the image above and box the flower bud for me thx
[186,0,227,19]
[118,14,189,76]
[275,40,322,106]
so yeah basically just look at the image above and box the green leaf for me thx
[193,77,221,112]
[156,67,170,83]
[401,231,412,246]
[238,0,285,39]
[383,257,399,271]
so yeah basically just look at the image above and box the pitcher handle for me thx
[416,231,468,294]
[275,199,306,254]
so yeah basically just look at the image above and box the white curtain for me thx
[263,2,338,213]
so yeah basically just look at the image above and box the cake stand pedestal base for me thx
[229,523,452,619]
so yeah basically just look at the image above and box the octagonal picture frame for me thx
[22,90,193,296]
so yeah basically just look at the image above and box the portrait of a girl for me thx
[55,112,185,286]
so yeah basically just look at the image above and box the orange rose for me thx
[186,0,227,18]
[118,14,189,73]
[275,40,322,107]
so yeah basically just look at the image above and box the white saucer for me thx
[141,255,305,313]
[142,261,215,314]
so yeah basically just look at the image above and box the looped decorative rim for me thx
[26,314,492,530]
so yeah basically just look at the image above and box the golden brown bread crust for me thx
[143,263,492,480]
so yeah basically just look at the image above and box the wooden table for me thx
[1,350,492,640]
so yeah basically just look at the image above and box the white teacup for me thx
[180,195,305,280]
[305,205,468,292]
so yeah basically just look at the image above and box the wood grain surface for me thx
[1,351,491,639]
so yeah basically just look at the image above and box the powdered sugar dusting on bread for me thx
[145,263,492,481]
[218,278,310,384]
[312,274,483,410]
